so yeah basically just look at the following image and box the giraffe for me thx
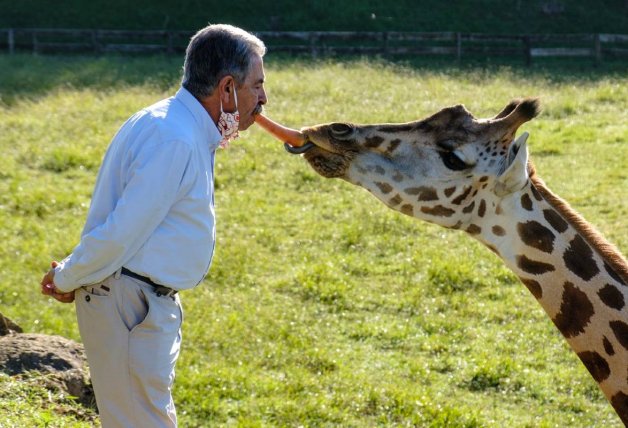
[275,98,628,423]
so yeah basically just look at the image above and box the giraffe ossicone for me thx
[284,98,628,424]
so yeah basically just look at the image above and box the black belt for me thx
[120,267,178,297]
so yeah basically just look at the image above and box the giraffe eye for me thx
[439,151,469,171]
[330,123,353,139]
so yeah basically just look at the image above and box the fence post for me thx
[456,32,462,61]
[32,31,38,55]
[309,33,319,59]
[593,33,601,64]
[8,28,14,54]
[523,36,532,66]
[166,32,174,54]
[382,31,389,57]
[91,30,100,54]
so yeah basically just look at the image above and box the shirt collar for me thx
[175,87,222,150]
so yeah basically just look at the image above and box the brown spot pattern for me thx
[386,139,401,154]
[577,351,610,383]
[598,284,625,310]
[388,194,403,206]
[444,187,456,197]
[379,124,415,133]
[364,135,385,148]
[610,320,628,350]
[517,221,556,253]
[404,186,438,201]
[492,225,506,236]
[564,235,600,281]
[477,200,486,217]
[521,193,533,211]
[451,186,472,205]
[543,209,569,233]
[462,201,475,214]
[401,204,414,216]
[466,224,482,235]
[530,185,543,201]
[421,205,456,217]
[552,282,594,338]
[603,336,615,356]
[611,392,628,425]
[605,262,627,286]
[516,255,556,275]
[375,182,393,194]
[520,278,543,299]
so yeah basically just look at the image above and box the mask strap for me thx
[220,85,238,113]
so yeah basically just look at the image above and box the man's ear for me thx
[495,132,530,197]
[217,75,235,104]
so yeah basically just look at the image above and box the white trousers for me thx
[75,272,183,428]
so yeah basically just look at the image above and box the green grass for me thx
[0,372,98,427]
[0,54,626,427]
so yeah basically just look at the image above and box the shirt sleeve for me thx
[53,139,194,292]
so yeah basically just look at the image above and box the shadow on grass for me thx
[0,54,183,105]
[1,52,626,106]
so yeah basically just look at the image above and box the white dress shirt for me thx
[54,87,222,292]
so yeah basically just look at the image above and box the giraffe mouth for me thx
[284,140,316,154]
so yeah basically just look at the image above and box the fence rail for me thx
[1,28,627,64]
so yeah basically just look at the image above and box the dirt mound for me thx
[0,312,95,408]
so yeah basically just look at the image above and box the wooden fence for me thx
[1,28,627,64]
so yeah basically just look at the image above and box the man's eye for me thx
[439,151,468,171]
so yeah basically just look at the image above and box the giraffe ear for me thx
[495,132,529,197]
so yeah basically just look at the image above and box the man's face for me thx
[236,54,267,131]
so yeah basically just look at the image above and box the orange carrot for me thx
[254,113,306,147]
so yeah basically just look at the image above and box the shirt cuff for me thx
[53,262,78,293]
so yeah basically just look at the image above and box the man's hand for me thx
[40,261,75,303]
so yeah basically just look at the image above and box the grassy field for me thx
[0,54,627,427]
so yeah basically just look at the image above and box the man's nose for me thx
[259,88,268,105]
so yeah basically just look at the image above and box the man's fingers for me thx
[47,289,75,303]
[54,291,75,303]
[40,261,71,302]
[40,273,52,287]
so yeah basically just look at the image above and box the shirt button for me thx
[85,295,91,302]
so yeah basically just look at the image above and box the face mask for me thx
[217,86,240,149]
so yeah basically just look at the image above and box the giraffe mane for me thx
[527,161,628,284]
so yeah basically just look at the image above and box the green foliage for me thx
[0,54,626,427]
[1,0,627,34]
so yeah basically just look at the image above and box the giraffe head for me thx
[299,98,540,231]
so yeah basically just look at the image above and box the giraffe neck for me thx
[472,173,628,423]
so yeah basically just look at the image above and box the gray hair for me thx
[181,24,266,99]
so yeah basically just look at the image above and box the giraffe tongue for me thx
[254,113,316,154]
[283,141,316,154]
[254,113,306,147]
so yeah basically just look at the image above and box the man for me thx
[39,24,267,427]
